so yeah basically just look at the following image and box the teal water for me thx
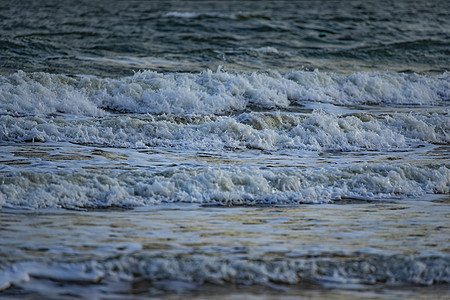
[1,0,449,75]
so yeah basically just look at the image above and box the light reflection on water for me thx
[0,139,446,173]
[0,197,449,298]
[0,114,449,297]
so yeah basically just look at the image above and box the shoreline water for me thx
[1,68,449,297]
[1,197,449,299]
[1,0,449,298]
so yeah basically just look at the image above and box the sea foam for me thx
[1,70,448,117]
[1,253,448,293]
[1,163,448,209]
[1,110,448,151]
[163,11,269,20]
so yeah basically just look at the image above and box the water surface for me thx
[0,0,449,298]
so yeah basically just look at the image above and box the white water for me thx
[1,70,448,117]
[1,69,449,298]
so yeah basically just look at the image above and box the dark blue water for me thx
[1,0,449,76]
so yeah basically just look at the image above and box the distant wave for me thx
[164,11,270,20]
[251,46,279,54]
[165,12,233,19]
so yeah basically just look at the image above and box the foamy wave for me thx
[165,12,232,19]
[1,253,448,294]
[246,47,280,54]
[286,70,450,105]
[1,70,448,117]
[164,11,268,20]
[1,111,448,151]
[1,163,448,209]
[0,71,105,117]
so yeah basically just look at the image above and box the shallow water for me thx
[1,0,449,298]
[1,198,449,299]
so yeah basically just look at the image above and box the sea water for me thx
[0,0,449,299]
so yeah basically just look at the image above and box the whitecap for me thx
[1,163,448,209]
[1,70,448,118]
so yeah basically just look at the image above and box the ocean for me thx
[0,0,449,299]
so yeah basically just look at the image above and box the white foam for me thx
[251,47,280,54]
[286,70,450,105]
[1,110,448,151]
[0,71,105,117]
[1,70,448,117]
[164,12,235,19]
[1,163,448,209]
[0,265,30,291]
[163,11,267,20]
[1,253,448,294]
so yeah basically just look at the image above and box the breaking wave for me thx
[1,70,448,117]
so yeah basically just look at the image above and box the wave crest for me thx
[1,70,448,117]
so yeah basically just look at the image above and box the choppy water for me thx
[1,0,449,299]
